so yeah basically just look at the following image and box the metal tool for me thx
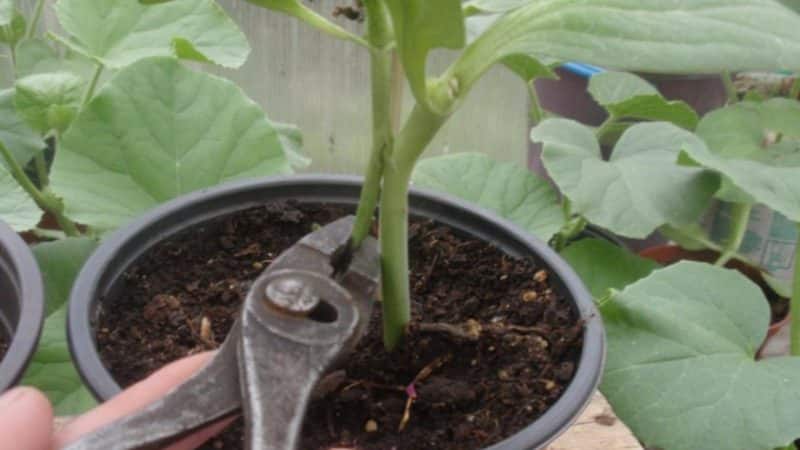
[65,216,380,450]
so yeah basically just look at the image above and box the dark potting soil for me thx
[96,202,583,450]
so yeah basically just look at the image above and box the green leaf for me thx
[22,238,98,415]
[465,13,556,83]
[601,261,800,450]
[778,0,800,12]
[14,38,97,80]
[450,0,800,98]
[0,162,41,231]
[463,0,529,14]
[0,89,44,166]
[660,223,719,252]
[0,8,24,45]
[412,153,564,240]
[686,99,800,221]
[54,0,250,68]
[51,57,292,231]
[273,121,311,169]
[589,72,699,130]
[385,0,465,110]
[561,238,659,299]
[588,71,659,105]
[533,119,718,238]
[14,72,84,134]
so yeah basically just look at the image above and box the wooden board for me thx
[547,392,643,450]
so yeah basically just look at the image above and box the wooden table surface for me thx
[547,392,642,450]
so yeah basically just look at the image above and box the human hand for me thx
[0,352,232,450]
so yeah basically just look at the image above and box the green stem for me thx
[714,203,752,267]
[595,114,617,141]
[790,223,800,356]
[0,141,79,237]
[26,0,46,39]
[8,43,16,68]
[81,64,103,106]
[381,105,447,349]
[722,71,738,104]
[351,0,394,249]
[551,216,588,252]
[250,0,370,49]
[527,81,545,124]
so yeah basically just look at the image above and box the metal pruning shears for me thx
[65,216,380,450]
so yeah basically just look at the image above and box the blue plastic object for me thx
[561,62,604,78]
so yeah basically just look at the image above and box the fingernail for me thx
[0,387,33,409]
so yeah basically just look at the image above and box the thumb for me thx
[0,387,54,450]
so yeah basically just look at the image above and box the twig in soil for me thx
[416,320,482,341]
[415,320,550,342]
[341,379,406,393]
[398,354,452,432]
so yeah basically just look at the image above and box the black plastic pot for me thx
[68,175,605,449]
[0,220,45,392]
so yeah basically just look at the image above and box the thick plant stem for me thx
[791,223,800,356]
[527,81,545,124]
[381,105,447,349]
[0,142,79,236]
[351,0,393,249]
[595,114,617,142]
[715,203,753,267]
[81,64,104,106]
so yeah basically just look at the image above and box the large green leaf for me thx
[588,71,659,105]
[385,0,465,110]
[561,238,659,299]
[54,0,250,68]
[15,72,84,134]
[412,153,564,240]
[14,38,98,81]
[465,14,556,83]
[533,119,718,238]
[22,238,98,415]
[51,57,292,231]
[450,0,800,97]
[601,261,800,450]
[686,99,800,221]
[0,161,41,231]
[0,89,44,166]
[589,71,699,130]
[463,0,529,14]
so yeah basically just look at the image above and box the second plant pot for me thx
[0,219,45,392]
[68,175,605,450]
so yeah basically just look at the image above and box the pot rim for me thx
[68,174,605,450]
[0,220,45,392]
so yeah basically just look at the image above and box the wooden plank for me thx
[547,392,643,450]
